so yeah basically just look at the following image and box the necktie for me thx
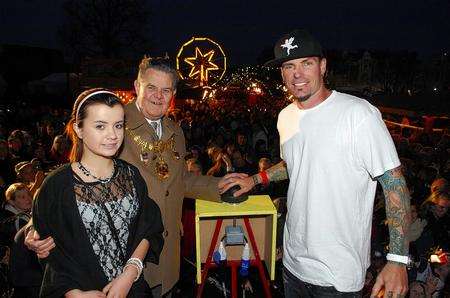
[151,121,160,139]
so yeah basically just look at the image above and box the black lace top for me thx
[73,161,139,281]
[33,160,164,297]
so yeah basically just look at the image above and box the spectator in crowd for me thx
[14,161,36,184]
[186,158,202,176]
[415,190,450,255]
[48,134,69,165]
[14,160,45,196]
[7,135,24,165]
[32,142,48,165]
[206,146,233,177]
[0,183,32,247]
[41,122,57,151]
[408,201,427,244]
[235,130,254,167]
[426,261,450,297]
[430,177,448,194]
[231,148,254,174]
[258,157,272,173]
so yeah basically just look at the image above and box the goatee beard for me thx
[296,93,311,102]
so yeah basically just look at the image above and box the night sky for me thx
[1,0,449,65]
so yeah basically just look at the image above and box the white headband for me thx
[75,90,117,123]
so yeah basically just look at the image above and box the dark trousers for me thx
[283,267,362,298]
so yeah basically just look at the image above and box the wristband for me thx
[386,253,409,265]
[259,171,269,187]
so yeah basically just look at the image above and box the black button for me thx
[165,190,169,197]
[163,230,169,237]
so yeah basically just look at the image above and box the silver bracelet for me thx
[127,257,144,270]
[124,258,144,282]
[123,263,141,282]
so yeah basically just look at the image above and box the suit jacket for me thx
[120,103,221,293]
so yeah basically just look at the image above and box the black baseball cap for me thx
[264,29,323,67]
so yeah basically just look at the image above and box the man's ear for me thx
[73,123,82,139]
[280,67,286,84]
[320,58,327,76]
[134,79,140,96]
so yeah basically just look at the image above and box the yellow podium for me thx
[195,195,277,298]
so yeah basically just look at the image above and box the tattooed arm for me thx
[371,166,411,298]
[233,161,288,196]
[378,166,411,256]
[253,161,288,184]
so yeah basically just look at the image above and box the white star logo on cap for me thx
[281,37,298,56]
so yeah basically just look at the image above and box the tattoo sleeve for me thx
[266,161,288,182]
[250,161,288,186]
[377,166,411,256]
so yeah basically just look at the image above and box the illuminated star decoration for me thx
[184,47,219,85]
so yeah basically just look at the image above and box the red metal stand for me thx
[196,218,223,297]
[244,217,272,298]
[196,217,272,298]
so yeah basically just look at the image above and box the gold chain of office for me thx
[126,127,181,180]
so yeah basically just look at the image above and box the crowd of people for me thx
[0,32,449,297]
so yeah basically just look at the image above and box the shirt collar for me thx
[135,101,162,125]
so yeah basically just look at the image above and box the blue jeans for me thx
[283,267,362,298]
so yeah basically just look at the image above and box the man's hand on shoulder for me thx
[24,228,55,258]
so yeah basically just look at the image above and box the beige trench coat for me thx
[120,103,221,294]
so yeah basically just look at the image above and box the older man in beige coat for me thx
[121,57,244,296]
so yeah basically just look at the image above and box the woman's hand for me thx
[65,289,106,298]
[102,266,137,298]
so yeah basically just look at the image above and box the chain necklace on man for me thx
[77,160,116,183]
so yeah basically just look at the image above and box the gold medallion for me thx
[127,127,180,181]
[155,158,169,180]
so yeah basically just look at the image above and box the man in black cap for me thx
[234,29,410,297]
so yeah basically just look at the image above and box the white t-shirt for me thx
[278,91,400,292]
